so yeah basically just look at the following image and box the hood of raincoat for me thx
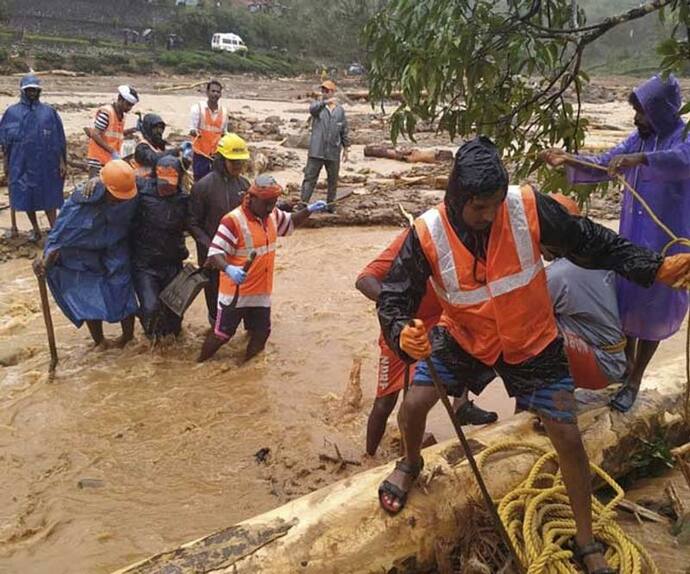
[141,113,167,150]
[633,74,683,137]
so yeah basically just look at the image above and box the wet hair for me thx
[445,136,508,210]
[207,79,223,91]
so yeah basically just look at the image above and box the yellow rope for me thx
[476,442,660,574]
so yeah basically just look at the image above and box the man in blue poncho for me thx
[33,160,140,348]
[0,74,67,240]
[542,74,690,412]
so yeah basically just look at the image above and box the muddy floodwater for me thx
[0,224,513,574]
[1,74,688,574]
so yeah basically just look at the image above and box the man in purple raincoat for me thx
[541,74,690,412]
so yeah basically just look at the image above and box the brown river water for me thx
[1,75,686,574]
[0,226,513,574]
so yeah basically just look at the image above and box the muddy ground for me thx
[0,73,689,574]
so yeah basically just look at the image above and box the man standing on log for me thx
[541,74,690,413]
[299,80,350,213]
[356,229,497,456]
[377,137,690,574]
[0,74,66,241]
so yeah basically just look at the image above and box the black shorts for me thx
[214,305,271,341]
[413,327,576,423]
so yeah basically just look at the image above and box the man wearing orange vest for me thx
[198,175,327,363]
[86,85,139,178]
[356,229,497,456]
[377,137,690,574]
[190,80,227,182]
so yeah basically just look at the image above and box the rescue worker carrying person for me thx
[376,137,690,574]
[86,85,139,177]
[130,156,190,339]
[33,160,140,349]
[197,175,328,364]
[189,133,250,326]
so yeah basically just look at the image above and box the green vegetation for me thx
[365,0,690,194]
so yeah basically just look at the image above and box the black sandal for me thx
[378,457,424,516]
[567,539,616,574]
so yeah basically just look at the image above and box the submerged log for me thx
[114,371,688,574]
[364,145,453,164]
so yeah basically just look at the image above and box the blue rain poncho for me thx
[44,182,139,327]
[0,85,66,212]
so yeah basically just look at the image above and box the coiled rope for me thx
[475,441,659,574]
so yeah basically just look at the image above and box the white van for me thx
[211,33,248,54]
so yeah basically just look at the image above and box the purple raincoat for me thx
[567,74,690,341]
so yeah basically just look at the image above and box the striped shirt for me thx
[87,109,115,169]
[208,207,293,258]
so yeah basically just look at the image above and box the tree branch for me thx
[580,0,673,45]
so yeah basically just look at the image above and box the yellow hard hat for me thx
[101,159,137,200]
[216,133,250,160]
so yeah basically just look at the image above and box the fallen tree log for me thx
[114,365,688,574]
[11,69,84,77]
[364,145,453,164]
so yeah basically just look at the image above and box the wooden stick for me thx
[616,499,669,524]
[36,271,58,373]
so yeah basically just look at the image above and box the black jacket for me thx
[188,155,250,251]
[377,191,664,360]
[131,179,189,267]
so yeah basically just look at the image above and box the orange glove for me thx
[400,319,432,360]
[656,254,690,289]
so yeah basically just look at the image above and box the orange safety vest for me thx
[192,102,226,159]
[218,205,279,308]
[414,185,558,365]
[87,105,125,166]
[130,139,156,178]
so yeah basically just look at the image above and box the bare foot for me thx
[109,335,133,349]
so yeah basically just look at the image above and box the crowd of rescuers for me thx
[7,72,690,569]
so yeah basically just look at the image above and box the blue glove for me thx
[111,151,121,160]
[307,200,328,213]
[224,264,247,284]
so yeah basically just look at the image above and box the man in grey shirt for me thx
[299,80,350,213]
[544,194,627,393]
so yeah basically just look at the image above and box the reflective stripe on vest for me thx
[192,102,225,158]
[415,185,558,364]
[422,186,544,305]
[87,105,124,166]
[218,206,278,308]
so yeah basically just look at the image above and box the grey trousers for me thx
[300,156,340,203]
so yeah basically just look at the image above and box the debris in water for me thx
[255,447,271,464]
[78,478,105,489]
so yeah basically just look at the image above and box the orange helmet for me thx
[101,159,137,200]
[320,80,337,92]
[550,192,581,217]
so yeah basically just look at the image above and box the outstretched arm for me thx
[377,229,432,359]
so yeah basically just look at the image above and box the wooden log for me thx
[11,69,83,77]
[113,372,688,574]
[364,145,453,164]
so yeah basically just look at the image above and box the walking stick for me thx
[35,271,58,374]
[423,355,524,573]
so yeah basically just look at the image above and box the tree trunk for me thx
[363,145,453,164]
[113,372,688,574]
